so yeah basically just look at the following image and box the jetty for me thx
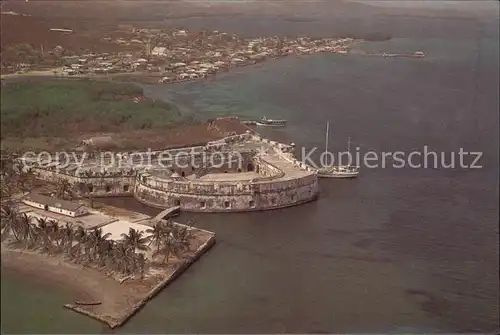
[351,50,425,58]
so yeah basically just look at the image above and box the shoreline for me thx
[1,40,362,85]
[1,229,216,329]
[0,54,305,85]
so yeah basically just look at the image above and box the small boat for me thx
[255,116,287,127]
[317,121,359,179]
[75,301,102,306]
[317,165,359,178]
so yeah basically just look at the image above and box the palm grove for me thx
[1,155,195,279]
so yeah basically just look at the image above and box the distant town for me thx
[2,19,355,83]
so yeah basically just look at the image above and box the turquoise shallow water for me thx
[1,8,499,334]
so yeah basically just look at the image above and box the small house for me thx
[23,193,88,217]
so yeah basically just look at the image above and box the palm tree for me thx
[1,205,159,279]
[1,204,19,241]
[151,222,175,265]
[15,169,31,193]
[0,154,14,173]
[60,222,74,257]
[35,217,52,253]
[72,226,88,261]
[99,239,116,269]
[152,237,174,264]
[0,180,13,200]
[113,242,136,275]
[135,253,146,278]
[47,220,62,252]
[55,178,72,200]
[75,183,94,207]
[121,228,149,253]
[170,224,192,260]
[87,228,111,262]
[89,193,94,209]
[146,221,170,253]
[74,182,86,196]
[17,213,36,248]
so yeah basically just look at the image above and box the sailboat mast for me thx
[325,121,329,155]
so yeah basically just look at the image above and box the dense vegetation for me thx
[0,79,185,138]
[0,156,195,278]
[1,204,194,278]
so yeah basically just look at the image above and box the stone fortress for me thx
[20,131,319,212]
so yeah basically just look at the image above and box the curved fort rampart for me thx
[21,132,319,212]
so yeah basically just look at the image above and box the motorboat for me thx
[256,116,287,127]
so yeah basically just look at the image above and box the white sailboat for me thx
[317,121,359,178]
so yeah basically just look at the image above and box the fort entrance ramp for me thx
[152,206,180,222]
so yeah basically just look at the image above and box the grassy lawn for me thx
[1,79,185,140]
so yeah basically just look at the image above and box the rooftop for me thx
[23,192,84,212]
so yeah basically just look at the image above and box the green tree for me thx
[17,213,35,248]
[1,204,19,241]
[35,217,52,254]
[121,228,149,252]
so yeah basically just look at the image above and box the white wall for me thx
[23,200,45,210]
[23,199,83,217]
[47,205,75,217]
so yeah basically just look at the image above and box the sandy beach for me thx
[1,246,132,311]
[1,226,216,328]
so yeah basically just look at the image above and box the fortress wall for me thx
[139,154,281,196]
[31,167,135,197]
[147,150,255,177]
[137,173,251,196]
[75,176,136,197]
[25,134,318,211]
[188,150,254,175]
[134,170,319,212]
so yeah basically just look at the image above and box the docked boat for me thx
[75,301,102,306]
[316,121,359,179]
[317,165,359,178]
[256,116,287,127]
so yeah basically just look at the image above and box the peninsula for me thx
[1,116,320,328]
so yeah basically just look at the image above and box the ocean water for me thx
[0,268,103,334]
[2,5,499,334]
